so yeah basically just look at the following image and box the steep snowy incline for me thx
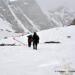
[0,18,13,32]
[0,0,51,33]
[0,18,27,39]
[8,5,30,33]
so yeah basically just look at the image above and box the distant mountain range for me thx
[48,6,75,27]
[0,0,75,33]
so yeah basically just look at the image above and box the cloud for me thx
[36,0,75,11]
[9,0,17,1]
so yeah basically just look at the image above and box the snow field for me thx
[0,26,75,75]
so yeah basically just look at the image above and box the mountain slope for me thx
[48,7,75,27]
[0,0,51,33]
[0,1,75,33]
[0,18,24,39]
[0,0,26,33]
[0,18,13,32]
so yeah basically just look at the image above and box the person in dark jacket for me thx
[27,35,33,47]
[33,32,39,50]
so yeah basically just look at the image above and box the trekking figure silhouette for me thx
[27,35,33,47]
[32,32,39,50]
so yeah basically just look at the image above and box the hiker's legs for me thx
[33,42,37,50]
[28,42,31,47]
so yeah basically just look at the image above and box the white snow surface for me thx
[0,18,13,32]
[0,26,75,75]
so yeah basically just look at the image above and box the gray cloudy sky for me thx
[36,0,75,11]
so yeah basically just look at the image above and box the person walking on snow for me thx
[33,32,39,50]
[27,35,33,47]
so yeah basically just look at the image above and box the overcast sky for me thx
[36,0,75,12]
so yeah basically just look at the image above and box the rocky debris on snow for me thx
[44,41,61,44]
[67,36,71,38]
[0,43,16,46]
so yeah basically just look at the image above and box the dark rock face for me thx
[71,19,75,25]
